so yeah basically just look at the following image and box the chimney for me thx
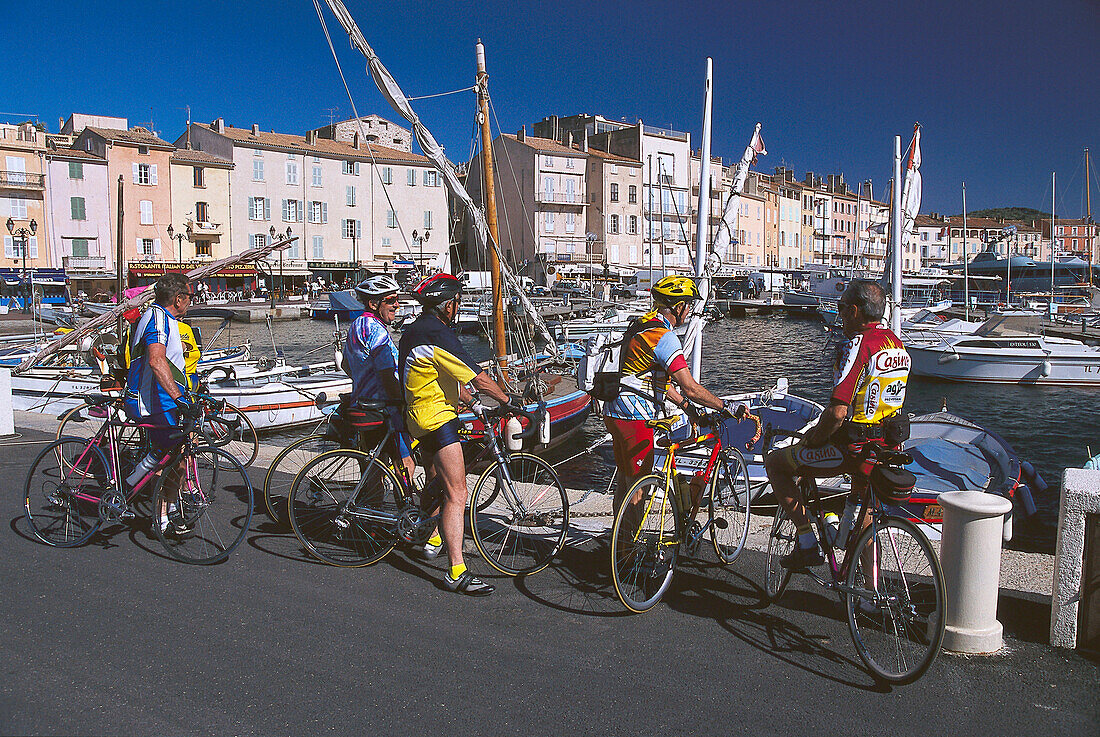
[307,130,318,145]
[517,125,525,143]
[251,123,260,136]
[353,132,361,149]
[581,127,589,153]
[566,131,573,147]
[213,118,225,134]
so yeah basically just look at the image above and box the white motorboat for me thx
[907,314,1100,385]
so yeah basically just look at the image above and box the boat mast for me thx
[1051,171,1056,308]
[475,40,508,375]
[1086,147,1093,288]
[890,135,903,333]
[962,181,969,321]
[691,57,714,378]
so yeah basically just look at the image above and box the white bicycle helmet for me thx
[354,274,400,301]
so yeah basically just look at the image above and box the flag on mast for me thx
[901,123,922,240]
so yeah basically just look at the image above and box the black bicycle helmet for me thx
[412,273,463,306]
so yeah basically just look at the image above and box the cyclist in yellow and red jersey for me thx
[603,275,745,513]
[764,280,911,569]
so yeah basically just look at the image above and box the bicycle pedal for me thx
[713,517,729,530]
[121,510,136,520]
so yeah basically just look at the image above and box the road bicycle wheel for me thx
[845,516,946,685]
[763,505,796,601]
[709,446,751,564]
[469,451,569,576]
[203,403,259,468]
[263,433,340,526]
[288,449,402,567]
[24,438,110,547]
[151,446,253,564]
[610,475,682,613]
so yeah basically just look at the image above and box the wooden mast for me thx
[476,40,507,375]
[1086,147,1093,288]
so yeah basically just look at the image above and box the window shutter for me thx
[153,238,162,255]
[150,164,158,185]
[407,169,415,186]
[355,220,362,239]
[28,237,38,259]
[132,163,139,184]
[3,236,12,258]
[264,198,271,220]
[321,202,328,223]
[136,238,143,255]
[71,197,79,220]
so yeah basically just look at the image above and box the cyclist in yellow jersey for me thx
[398,274,516,596]
[178,320,201,390]
[765,280,911,569]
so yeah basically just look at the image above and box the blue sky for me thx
[4,0,1098,216]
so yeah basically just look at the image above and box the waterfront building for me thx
[732,188,766,268]
[941,216,1049,264]
[182,118,448,286]
[68,116,175,286]
[44,140,115,296]
[308,115,412,152]
[0,123,51,289]
[585,143,643,272]
[1047,218,1099,262]
[915,214,951,268]
[862,196,890,274]
[168,147,234,264]
[465,130,589,274]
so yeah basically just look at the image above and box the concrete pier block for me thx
[940,490,1013,654]
[1051,469,1100,648]
[0,368,13,436]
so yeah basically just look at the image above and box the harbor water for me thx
[211,313,1092,553]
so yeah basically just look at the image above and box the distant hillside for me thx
[949,207,1050,222]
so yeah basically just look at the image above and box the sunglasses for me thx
[381,295,399,305]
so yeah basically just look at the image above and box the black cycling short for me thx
[415,417,464,458]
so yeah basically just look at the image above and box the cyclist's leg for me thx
[430,422,469,569]
[765,439,846,567]
[604,417,654,517]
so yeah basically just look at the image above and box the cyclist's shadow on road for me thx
[671,557,889,692]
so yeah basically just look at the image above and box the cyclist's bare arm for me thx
[669,366,723,412]
[806,401,847,447]
[147,343,183,401]
[469,370,510,406]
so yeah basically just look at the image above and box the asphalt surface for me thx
[3,429,1097,737]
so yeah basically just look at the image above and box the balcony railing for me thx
[63,255,108,271]
[536,191,585,205]
[0,171,45,190]
[186,218,223,233]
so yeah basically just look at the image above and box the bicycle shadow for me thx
[11,513,130,554]
[668,557,888,692]
[513,539,640,617]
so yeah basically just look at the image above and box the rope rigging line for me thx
[407,85,477,101]
[312,0,412,254]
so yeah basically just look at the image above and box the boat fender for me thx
[1003,511,1013,542]
[1021,461,1049,495]
[505,416,524,452]
[334,347,344,372]
[1040,360,1052,377]
[1015,482,1038,517]
[539,410,551,446]
[937,352,960,364]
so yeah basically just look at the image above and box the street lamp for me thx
[166,223,187,267]
[7,216,37,314]
[412,229,431,274]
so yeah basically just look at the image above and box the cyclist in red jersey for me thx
[764,280,911,569]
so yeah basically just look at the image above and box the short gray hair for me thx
[154,272,190,305]
[843,280,886,322]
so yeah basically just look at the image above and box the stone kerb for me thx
[1051,468,1100,648]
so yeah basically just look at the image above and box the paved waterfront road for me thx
[2,433,1096,736]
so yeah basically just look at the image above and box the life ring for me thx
[834,282,845,293]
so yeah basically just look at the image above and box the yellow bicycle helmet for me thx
[651,275,701,305]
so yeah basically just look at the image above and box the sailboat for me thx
[316,2,591,446]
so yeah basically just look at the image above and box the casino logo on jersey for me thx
[874,348,911,375]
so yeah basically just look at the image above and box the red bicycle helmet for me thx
[412,273,463,306]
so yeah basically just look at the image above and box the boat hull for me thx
[908,342,1100,385]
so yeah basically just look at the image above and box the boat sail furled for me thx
[317,0,556,358]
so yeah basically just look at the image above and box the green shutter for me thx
[68,161,83,179]
[72,239,89,257]
[70,196,86,220]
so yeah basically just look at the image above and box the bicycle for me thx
[761,430,946,684]
[287,398,569,576]
[610,407,759,613]
[25,392,254,565]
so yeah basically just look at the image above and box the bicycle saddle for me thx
[81,393,117,407]
[644,416,680,432]
[875,448,913,466]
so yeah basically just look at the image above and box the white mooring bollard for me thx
[939,490,1013,654]
[0,367,14,437]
